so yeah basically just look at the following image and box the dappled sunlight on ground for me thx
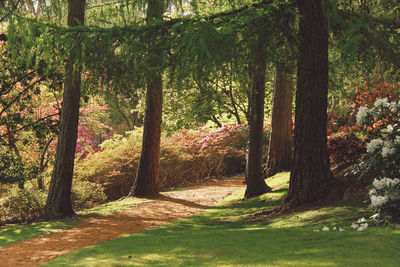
[0,177,244,267]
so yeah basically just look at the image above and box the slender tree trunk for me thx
[283,0,335,208]
[129,0,164,197]
[244,32,272,198]
[44,0,85,219]
[266,68,293,177]
[37,136,54,190]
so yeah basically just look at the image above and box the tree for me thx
[44,0,85,219]
[266,67,293,177]
[129,0,164,197]
[283,0,335,208]
[244,26,272,198]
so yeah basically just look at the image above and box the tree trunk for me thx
[283,0,334,208]
[244,32,272,198]
[6,126,24,189]
[37,136,54,190]
[266,68,293,177]
[129,0,164,197]
[44,0,85,219]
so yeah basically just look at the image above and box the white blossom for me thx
[357,217,366,223]
[333,226,337,231]
[372,178,386,190]
[322,226,329,231]
[370,195,389,208]
[381,125,394,136]
[373,177,400,190]
[366,138,383,153]
[351,223,359,229]
[374,98,389,107]
[389,100,399,112]
[313,229,320,232]
[369,188,377,195]
[357,223,368,231]
[339,228,345,232]
[356,106,369,124]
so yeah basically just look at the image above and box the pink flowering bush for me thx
[76,105,115,159]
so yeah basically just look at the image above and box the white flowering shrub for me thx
[353,98,400,223]
[369,177,400,223]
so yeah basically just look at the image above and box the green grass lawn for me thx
[0,219,79,247]
[44,172,400,267]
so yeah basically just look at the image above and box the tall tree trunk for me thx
[129,0,164,197]
[266,68,293,177]
[244,32,272,199]
[44,0,85,219]
[283,0,334,208]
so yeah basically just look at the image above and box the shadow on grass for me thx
[148,194,211,209]
[43,198,400,267]
[0,219,79,247]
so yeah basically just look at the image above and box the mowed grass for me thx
[0,196,147,247]
[0,219,79,247]
[44,172,400,267]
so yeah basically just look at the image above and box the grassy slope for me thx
[0,197,147,247]
[45,172,400,267]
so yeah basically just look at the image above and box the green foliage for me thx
[0,186,47,223]
[71,180,107,210]
[0,147,33,185]
[44,173,400,267]
[0,180,107,223]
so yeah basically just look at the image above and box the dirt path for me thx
[0,177,244,267]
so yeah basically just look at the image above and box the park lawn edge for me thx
[44,172,400,267]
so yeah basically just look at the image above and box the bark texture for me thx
[44,0,85,219]
[129,0,164,197]
[283,0,334,208]
[266,68,293,177]
[244,33,272,198]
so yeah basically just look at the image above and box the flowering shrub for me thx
[75,124,261,200]
[350,81,400,118]
[76,105,115,159]
[352,98,400,223]
[369,178,400,223]
[327,131,366,164]
[356,97,400,136]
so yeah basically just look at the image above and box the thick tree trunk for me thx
[129,0,164,197]
[266,68,293,177]
[283,0,334,208]
[44,0,85,219]
[244,33,272,198]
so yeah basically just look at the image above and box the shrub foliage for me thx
[74,124,251,200]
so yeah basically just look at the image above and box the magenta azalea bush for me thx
[76,105,115,158]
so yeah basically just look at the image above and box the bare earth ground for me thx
[0,177,244,267]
